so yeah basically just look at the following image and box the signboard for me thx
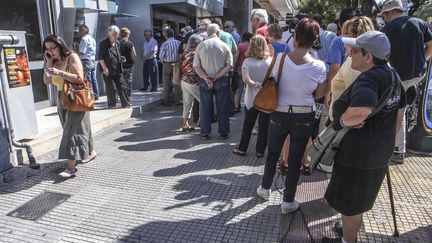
[3,47,31,88]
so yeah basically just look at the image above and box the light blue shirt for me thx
[79,34,96,60]
[143,38,158,59]
[231,31,241,44]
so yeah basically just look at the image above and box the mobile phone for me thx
[45,52,51,58]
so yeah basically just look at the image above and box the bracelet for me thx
[59,71,64,78]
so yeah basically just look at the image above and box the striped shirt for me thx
[159,38,181,63]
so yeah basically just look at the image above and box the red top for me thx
[235,42,249,72]
[256,24,268,38]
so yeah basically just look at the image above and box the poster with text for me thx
[4,47,31,88]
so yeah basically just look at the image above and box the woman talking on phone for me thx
[43,34,96,178]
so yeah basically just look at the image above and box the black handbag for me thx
[307,69,400,172]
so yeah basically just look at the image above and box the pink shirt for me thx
[256,25,268,38]
[235,42,249,72]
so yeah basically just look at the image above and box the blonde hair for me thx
[267,23,283,39]
[121,27,131,40]
[342,16,375,38]
[245,35,270,59]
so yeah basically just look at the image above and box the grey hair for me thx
[251,9,268,24]
[107,25,120,35]
[207,24,220,36]
[224,21,235,27]
[187,34,204,49]
[184,26,193,33]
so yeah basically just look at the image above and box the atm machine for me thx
[0,30,39,170]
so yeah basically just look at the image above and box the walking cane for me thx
[386,168,400,237]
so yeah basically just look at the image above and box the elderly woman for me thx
[322,31,405,243]
[180,34,204,132]
[43,34,96,178]
[98,25,130,108]
[256,19,327,214]
[232,35,272,157]
[267,23,290,56]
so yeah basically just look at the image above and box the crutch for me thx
[386,168,400,237]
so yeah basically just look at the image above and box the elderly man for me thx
[193,24,233,140]
[159,28,181,106]
[98,25,130,108]
[380,0,432,163]
[141,29,158,92]
[224,21,241,44]
[78,24,99,100]
[251,9,269,37]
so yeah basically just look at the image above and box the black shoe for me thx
[94,96,99,101]
[140,87,148,91]
[150,89,157,92]
[256,152,264,158]
[200,134,209,140]
[219,134,228,140]
[321,237,342,243]
[333,220,343,237]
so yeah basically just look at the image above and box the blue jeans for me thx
[261,111,315,202]
[143,58,158,90]
[199,77,230,136]
[82,59,99,98]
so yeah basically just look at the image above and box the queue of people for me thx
[39,0,432,242]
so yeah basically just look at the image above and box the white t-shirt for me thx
[273,54,326,107]
[242,57,272,109]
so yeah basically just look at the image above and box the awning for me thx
[255,0,300,20]
[99,13,138,18]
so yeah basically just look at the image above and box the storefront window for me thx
[0,0,43,61]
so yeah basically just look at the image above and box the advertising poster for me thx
[3,47,31,88]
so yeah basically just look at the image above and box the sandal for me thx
[232,148,246,156]
[81,153,97,163]
[59,169,77,178]
[181,126,195,132]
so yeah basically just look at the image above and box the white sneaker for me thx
[59,169,76,178]
[317,163,333,173]
[256,186,270,201]
[281,200,299,214]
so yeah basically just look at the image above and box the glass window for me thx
[0,0,43,61]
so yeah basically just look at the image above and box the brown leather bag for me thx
[253,53,287,113]
[61,71,95,112]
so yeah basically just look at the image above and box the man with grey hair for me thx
[193,24,233,140]
[224,21,241,44]
[98,25,130,108]
[141,29,158,91]
[251,9,269,37]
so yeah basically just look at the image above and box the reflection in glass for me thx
[0,0,42,61]
[424,65,432,132]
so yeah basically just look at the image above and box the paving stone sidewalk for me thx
[0,105,431,243]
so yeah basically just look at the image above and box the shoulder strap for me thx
[263,54,278,81]
[276,53,287,85]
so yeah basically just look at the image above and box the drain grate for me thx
[7,191,71,221]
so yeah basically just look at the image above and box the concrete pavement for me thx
[0,105,431,242]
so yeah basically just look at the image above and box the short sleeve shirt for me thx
[325,36,346,65]
[235,42,249,71]
[79,34,96,60]
[332,65,406,170]
[220,30,237,55]
[381,16,432,81]
[119,39,134,68]
[193,36,233,77]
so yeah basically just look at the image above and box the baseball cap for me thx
[380,0,405,15]
[342,31,391,60]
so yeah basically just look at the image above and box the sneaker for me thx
[59,169,77,178]
[390,152,405,164]
[317,163,333,173]
[281,200,299,214]
[256,186,270,201]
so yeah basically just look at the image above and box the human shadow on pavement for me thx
[118,171,338,242]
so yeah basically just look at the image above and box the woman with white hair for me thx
[179,34,204,132]
[98,25,130,108]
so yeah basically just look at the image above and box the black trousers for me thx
[238,106,270,154]
[261,111,315,202]
[103,73,129,107]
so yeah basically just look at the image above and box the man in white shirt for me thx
[78,24,99,99]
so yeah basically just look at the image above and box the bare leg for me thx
[342,213,363,243]
[67,160,76,172]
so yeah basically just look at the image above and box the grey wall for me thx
[223,0,252,36]
[116,0,153,90]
